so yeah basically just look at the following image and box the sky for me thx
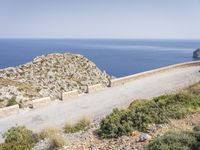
[0,0,200,39]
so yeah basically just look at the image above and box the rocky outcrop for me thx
[193,48,200,59]
[0,53,110,107]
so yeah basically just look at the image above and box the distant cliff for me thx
[0,53,110,107]
[193,48,200,59]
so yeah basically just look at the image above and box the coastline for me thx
[0,38,198,77]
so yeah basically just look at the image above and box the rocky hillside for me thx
[0,53,110,107]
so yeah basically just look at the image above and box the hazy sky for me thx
[0,0,200,39]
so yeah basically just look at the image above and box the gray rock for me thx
[138,133,152,142]
[193,48,200,59]
[31,139,52,150]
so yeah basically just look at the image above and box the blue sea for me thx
[0,39,199,77]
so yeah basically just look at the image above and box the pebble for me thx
[138,133,152,142]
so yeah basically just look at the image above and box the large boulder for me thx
[193,48,200,59]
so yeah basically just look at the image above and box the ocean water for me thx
[0,39,199,77]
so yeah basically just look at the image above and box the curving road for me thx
[0,65,200,142]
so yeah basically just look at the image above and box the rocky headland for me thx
[0,53,110,108]
[193,48,200,59]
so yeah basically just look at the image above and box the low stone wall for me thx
[62,90,79,101]
[88,83,105,93]
[0,105,19,118]
[111,61,200,87]
[28,97,52,108]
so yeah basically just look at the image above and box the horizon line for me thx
[0,37,200,41]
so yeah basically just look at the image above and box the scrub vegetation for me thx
[146,124,200,150]
[0,126,38,150]
[98,82,200,138]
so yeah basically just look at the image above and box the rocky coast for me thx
[193,48,200,59]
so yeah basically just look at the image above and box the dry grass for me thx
[39,127,66,149]
[79,116,91,126]
[39,127,60,139]
[50,134,66,149]
[64,116,91,133]
[0,77,39,97]
[183,81,200,96]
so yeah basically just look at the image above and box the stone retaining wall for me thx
[62,90,79,101]
[88,83,105,93]
[0,105,19,118]
[27,97,52,108]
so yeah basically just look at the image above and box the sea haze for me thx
[0,39,199,77]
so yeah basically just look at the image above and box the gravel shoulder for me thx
[0,66,200,142]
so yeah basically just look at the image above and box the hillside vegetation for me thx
[147,126,200,150]
[99,93,200,138]
[0,126,38,150]
[98,81,200,135]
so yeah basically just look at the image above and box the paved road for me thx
[0,66,200,141]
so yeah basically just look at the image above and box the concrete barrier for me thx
[111,61,200,87]
[88,83,105,93]
[62,89,79,100]
[0,105,19,118]
[30,97,52,108]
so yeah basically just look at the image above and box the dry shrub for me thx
[64,116,91,133]
[79,116,91,126]
[39,127,59,139]
[50,134,66,149]
[39,127,66,149]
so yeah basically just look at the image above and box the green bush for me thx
[146,124,200,150]
[64,116,91,133]
[0,126,37,150]
[98,109,133,138]
[193,124,200,132]
[99,93,200,138]
[192,131,200,150]
[157,94,200,119]
[129,94,194,131]
[146,131,197,150]
[6,97,18,107]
